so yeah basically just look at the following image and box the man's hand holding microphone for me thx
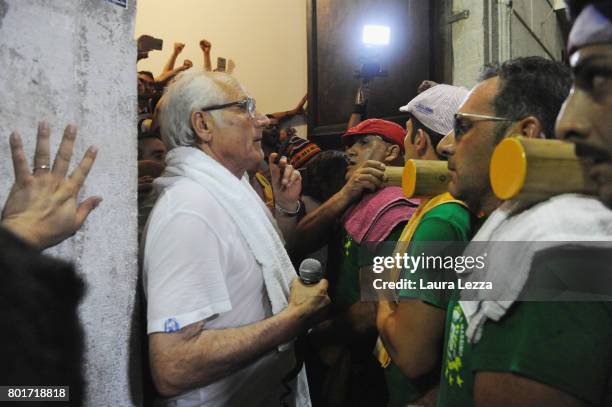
[287,258,330,330]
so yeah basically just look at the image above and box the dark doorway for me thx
[307,0,450,148]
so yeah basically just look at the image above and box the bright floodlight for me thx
[362,25,390,45]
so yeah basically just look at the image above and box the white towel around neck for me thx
[153,147,311,406]
[155,147,296,336]
[458,194,612,343]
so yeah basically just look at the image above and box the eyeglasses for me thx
[453,112,512,142]
[200,96,256,119]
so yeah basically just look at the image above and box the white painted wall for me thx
[0,1,139,405]
[136,0,309,137]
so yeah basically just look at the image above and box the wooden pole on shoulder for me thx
[490,136,596,201]
[384,160,450,198]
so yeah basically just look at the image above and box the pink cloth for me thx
[342,187,419,250]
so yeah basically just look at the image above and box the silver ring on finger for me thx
[33,164,51,173]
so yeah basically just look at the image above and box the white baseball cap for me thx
[399,84,469,136]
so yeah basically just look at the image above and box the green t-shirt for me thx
[335,224,434,406]
[387,203,474,406]
[333,229,361,306]
[334,222,406,306]
[438,291,474,406]
[398,202,475,309]
[438,253,612,406]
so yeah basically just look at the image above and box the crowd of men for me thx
[2,0,611,406]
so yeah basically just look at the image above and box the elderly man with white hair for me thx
[141,71,329,407]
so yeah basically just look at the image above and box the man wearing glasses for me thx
[436,55,612,405]
[374,84,472,406]
[141,71,330,406]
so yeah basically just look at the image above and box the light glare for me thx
[362,25,390,45]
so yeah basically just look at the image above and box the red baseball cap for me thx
[342,118,406,152]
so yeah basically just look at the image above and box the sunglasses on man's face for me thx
[200,96,256,119]
[453,112,512,142]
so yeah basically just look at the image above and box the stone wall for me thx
[0,1,140,405]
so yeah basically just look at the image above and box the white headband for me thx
[568,4,612,54]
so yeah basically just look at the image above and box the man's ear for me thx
[191,111,212,143]
[511,116,544,139]
[384,143,401,164]
[414,129,430,156]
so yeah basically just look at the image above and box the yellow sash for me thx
[375,192,467,368]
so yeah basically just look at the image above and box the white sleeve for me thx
[144,210,232,334]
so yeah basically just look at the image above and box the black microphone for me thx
[281,258,323,406]
[298,258,322,285]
